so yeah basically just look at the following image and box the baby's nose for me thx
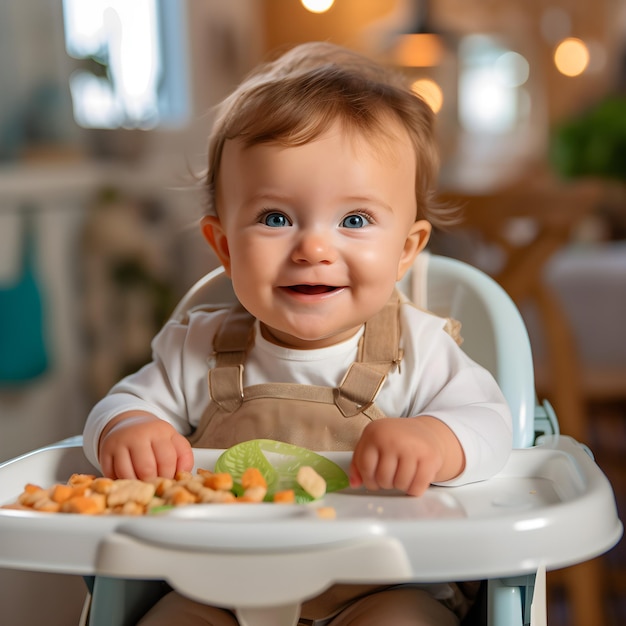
[292,229,337,264]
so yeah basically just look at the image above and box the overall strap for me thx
[359,289,403,367]
[208,305,254,412]
[208,292,403,417]
[335,290,402,417]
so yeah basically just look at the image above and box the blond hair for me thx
[206,42,451,227]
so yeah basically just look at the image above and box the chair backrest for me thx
[172,253,536,449]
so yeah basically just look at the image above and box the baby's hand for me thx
[349,416,464,497]
[98,412,194,480]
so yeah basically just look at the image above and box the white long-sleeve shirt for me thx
[84,301,512,485]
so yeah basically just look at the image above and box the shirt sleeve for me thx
[401,308,513,487]
[82,311,223,469]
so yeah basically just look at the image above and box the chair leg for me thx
[563,559,607,626]
[88,577,168,626]
[487,579,524,626]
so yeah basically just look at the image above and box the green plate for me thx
[214,439,349,503]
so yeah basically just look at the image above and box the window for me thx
[458,35,530,135]
[62,0,189,129]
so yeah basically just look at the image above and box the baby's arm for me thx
[349,416,465,497]
[98,411,194,480]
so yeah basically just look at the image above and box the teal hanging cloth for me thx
[0,208,49,385]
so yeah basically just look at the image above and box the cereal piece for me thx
[32,498,61,513]
[315,506,336,519]
[146,496,167,512]
[180,478,205,495]
[241,467,267,490]
[19,487,49,508]
[202,472,233,491]
[162,485,197,506]
[240,485,267,503]
[23,483,44,494]
[174,470,193,482]
[273,490,295,504]
[68,474,95,487]
[151,477,175,497]
[69,483,90,498]
[297,466,326,500]
[18,486,43,504]
[107,479,156,507]
[61,494,106,515]
[197,486,238,504]
[50,484,75,504]
[120,501,145,516]
[212,490,236,503]
[90,477,115,495]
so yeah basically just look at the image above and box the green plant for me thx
[550,95,626,183]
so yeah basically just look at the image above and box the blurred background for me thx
[0,1,624,624]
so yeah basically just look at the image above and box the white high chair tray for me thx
[0,435,621,603]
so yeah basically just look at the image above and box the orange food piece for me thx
[50,484,75,503]
[68,473,95,486]
[23,483,44,494]
[32,498,61,513]
[91,477,115,494]
[61,495,106,515]
[202,472,233,491]
[18,489,48,507]
[241,467,267,490]
[315,506,337,519]
[167,486,197,506]
[273,490,295,504]
[240,486,267,503]
[152,477,174,497]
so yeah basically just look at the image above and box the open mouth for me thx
[287,285,340,295]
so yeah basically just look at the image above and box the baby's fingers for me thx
[351,446,382,492]
[405,457,440,497]
[151,438,180,479]
[348,462,363,489]
[173,434,195,475]
[105,448,138,480]
[126,444,160,481]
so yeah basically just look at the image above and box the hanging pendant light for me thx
[389,0,447,67]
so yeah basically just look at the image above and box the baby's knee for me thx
[330,588,460,626]
[138,591,239,626]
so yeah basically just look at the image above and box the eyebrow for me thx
[243,191,395,214]
[341,194,394,213]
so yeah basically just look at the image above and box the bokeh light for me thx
[411,78,443,114]
[301,0,335,13]
[554,37,590,77]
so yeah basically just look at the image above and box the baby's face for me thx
[205,119,430,349]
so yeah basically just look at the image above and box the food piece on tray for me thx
[214,439,349,503]
[297,466,327,500]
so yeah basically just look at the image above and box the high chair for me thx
[0,253,621,626]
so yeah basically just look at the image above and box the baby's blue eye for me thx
[341,214,366,229]
[263,212,289,227]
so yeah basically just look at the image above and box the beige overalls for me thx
[188,291,403,450]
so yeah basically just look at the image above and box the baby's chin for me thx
[259,321,362,350]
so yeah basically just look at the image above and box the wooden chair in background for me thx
[437,178,609,626]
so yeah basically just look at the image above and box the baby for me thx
[84,41,512,626]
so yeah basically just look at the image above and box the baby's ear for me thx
[397,219,431,281]
[201,216,231,275]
